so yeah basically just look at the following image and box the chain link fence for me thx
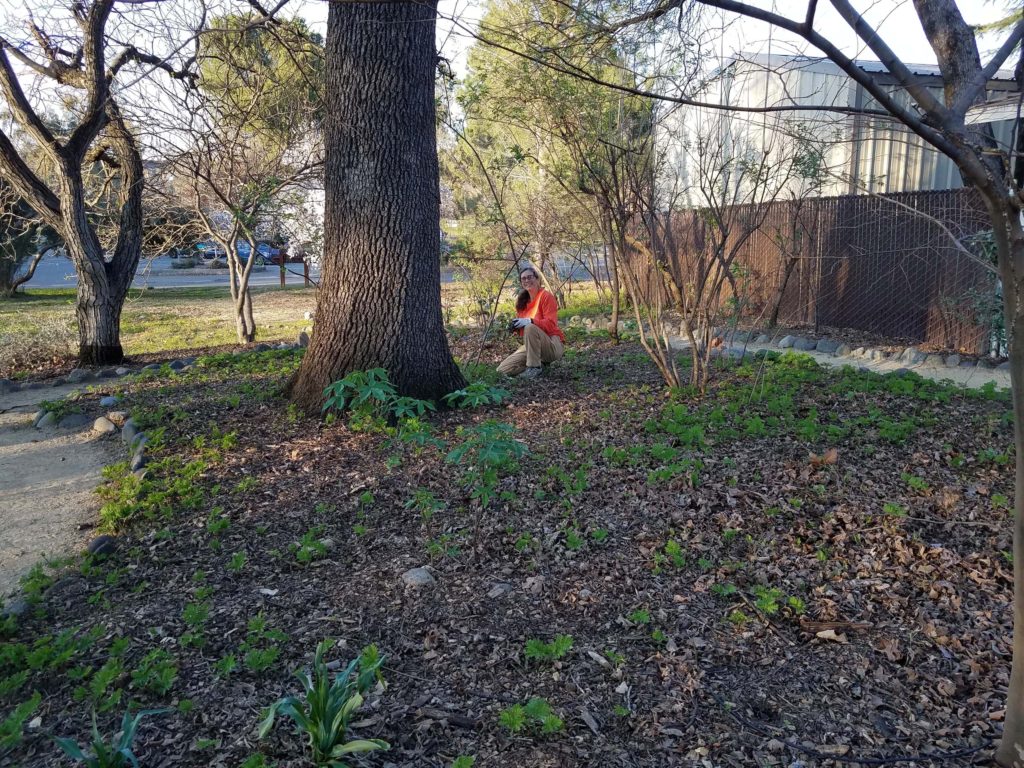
[659,188,997,354]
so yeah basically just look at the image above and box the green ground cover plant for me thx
[0,333,1015,767]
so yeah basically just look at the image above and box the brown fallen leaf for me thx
[809,447,839,466]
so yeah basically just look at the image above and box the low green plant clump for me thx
[259,640,388,766]
[97,457,209,532]
[55,708,167,767]
[498,697,564,736]
[524,635,573,664]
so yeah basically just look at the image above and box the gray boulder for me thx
[97,368,118,379]
[1,599,29,619]
[253,343,272,352]
[834,343,853,357]
[778,335,796,349]
[121,418,139,445]
[0,378,13,393]
[87,535,118,557]
[67,368,91,384]
[793,337,817,351]
[32,409,47,427]
[99,396,119,408]
[900,347,927,365]
[130,453,148,472]
[35,411,56,429]
[924,354,945,366]
[402,567,435,587]
[944,354,961,368]
[754,333,771,344]
[130,433,148,452]
[142,363,162,371]
[815,339,840,355]
[58,413,91,430]
[93,417,117,434]
[168,359,187,371]
[115,367,130,376]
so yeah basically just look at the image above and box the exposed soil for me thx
[0,383,115,599]
[0,335,1015,768]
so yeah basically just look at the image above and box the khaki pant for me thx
[497,324,564,376]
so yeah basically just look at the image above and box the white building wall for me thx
[656,54,1017,206]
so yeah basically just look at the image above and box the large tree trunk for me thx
[76,285,124,364]
[289,0,465,410]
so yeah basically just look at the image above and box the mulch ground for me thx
[0,330,1015,768]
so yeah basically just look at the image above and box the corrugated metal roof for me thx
[737,53,1015,82]
[966,95,1024,124]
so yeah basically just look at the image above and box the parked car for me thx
[236,241,278,264]
[195,241,226,260]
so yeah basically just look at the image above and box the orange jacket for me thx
[517,288,565,343]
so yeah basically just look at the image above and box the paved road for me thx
[26,256,321,290]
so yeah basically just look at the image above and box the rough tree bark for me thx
[288,0,465,409]
[0,1,149,364]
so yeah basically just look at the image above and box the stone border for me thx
[722,329,1009,372]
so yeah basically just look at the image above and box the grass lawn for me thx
[0,286,316,376]
[0,329,1013,767]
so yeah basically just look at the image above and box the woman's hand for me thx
[513,318,532,329]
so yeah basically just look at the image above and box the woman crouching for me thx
[497,266,565,380]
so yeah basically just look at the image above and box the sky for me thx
[293,0,1011,77]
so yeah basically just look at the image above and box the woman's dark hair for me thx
[516,268,539,312]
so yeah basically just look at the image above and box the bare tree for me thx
[0,0,195,363]
[571,0,1024,759]
[148,13,323,344]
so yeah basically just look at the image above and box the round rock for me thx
[87,535,118,557]
[99,396,119,407]
[66,368,91,384]
[1,598,29,620]
[401,567,435,587]
[93,416,117,434]
[121,419,138,444]
[35,411,57,429]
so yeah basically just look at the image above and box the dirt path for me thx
[0,383,115,600]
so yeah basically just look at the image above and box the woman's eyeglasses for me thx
[521,274,538,283]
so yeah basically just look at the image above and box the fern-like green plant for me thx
[523,634,573,663]
[258,639,388,767]
[54,708,167,767]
